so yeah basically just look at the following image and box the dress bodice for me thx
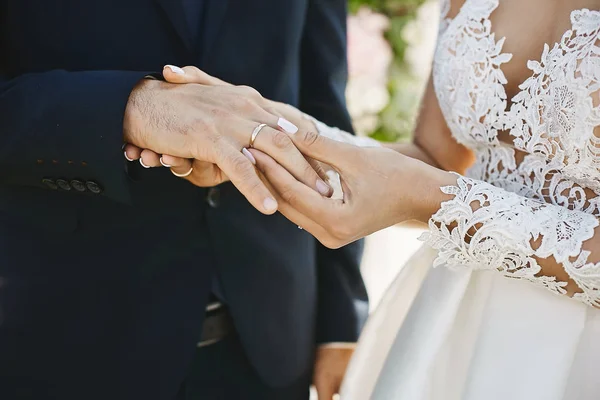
[310,0,600,307]
[433,0,600,214]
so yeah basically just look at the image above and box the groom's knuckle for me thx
[300,160,316,176]
[248,180,265,198]
[229,155,251,177]
[229,96,246,110]
[234,97,260,113]
[311,161,326,176]
[301,130,320,147]
[191,117,210,134]
[208,106,230,122]
[271,130,293,150]
[246,175,266,197]
[237,85,262,99]
[280,185,298,204]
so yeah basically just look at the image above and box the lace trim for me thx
[438,0,451,35]
[503,8,600,191]
[420,175,600,307]
[434,0,513,149]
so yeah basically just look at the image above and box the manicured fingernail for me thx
[316,179,331,196]
[124,151,134,162]
[242,148,256,165]
[159,157,171,167]
[263,197,277,212]
[278,117,298,134]
[165,65,185,75]
[139,158,150,168]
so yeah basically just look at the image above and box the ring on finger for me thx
[171,167,194,178]
[250,123,268,148]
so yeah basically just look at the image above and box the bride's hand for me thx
[248,132,456,248]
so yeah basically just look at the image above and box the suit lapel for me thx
[154,0,194,52]
[201,0,230,64]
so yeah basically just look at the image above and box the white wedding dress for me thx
[316,1,600,399]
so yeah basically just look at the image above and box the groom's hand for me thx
[313,345,355,399]
[123,71,332,213]
[125,65,335,197]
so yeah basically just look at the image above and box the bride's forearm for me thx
[383,142,441,169]
[304,113,444,170]
[395,156,456,224]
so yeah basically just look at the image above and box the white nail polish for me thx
[242,148,256,165]
[263,197,278,212]
[165,65,185,75]
[124,151,134,162]
[278,117,298,134]
[159,157,172,168]
[139,158,150,168]
[316,179,331,196]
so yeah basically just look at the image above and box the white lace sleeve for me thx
[302,114,381,148]
[420,174,600,307]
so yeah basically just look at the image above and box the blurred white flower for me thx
[346,7,393,136]
[403,1,441,80]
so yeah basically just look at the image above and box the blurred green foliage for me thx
[348,0,427,16]
[348,0,427,142]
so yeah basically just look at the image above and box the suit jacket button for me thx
[56,179,71,191]
[71,180,86,192]
[206,188,220,208]
[86,181,102,194]
[41,178,58,190]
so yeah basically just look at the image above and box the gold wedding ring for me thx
[250,123,268,148]
[171,166,194,178]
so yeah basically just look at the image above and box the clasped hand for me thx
[125,66,453,249]
[123,65,334,214]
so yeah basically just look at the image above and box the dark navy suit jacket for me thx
[0,1,368,399]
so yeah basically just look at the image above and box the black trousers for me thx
[176,333,312,400]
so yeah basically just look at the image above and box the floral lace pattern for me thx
[423,0,600,306]
[420,175,600,306]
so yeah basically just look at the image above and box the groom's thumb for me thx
[162,65,231,86]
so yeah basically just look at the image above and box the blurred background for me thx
[311,3,439,397]
[345,0,440,309]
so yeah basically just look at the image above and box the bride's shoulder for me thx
[440,0,467,21]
